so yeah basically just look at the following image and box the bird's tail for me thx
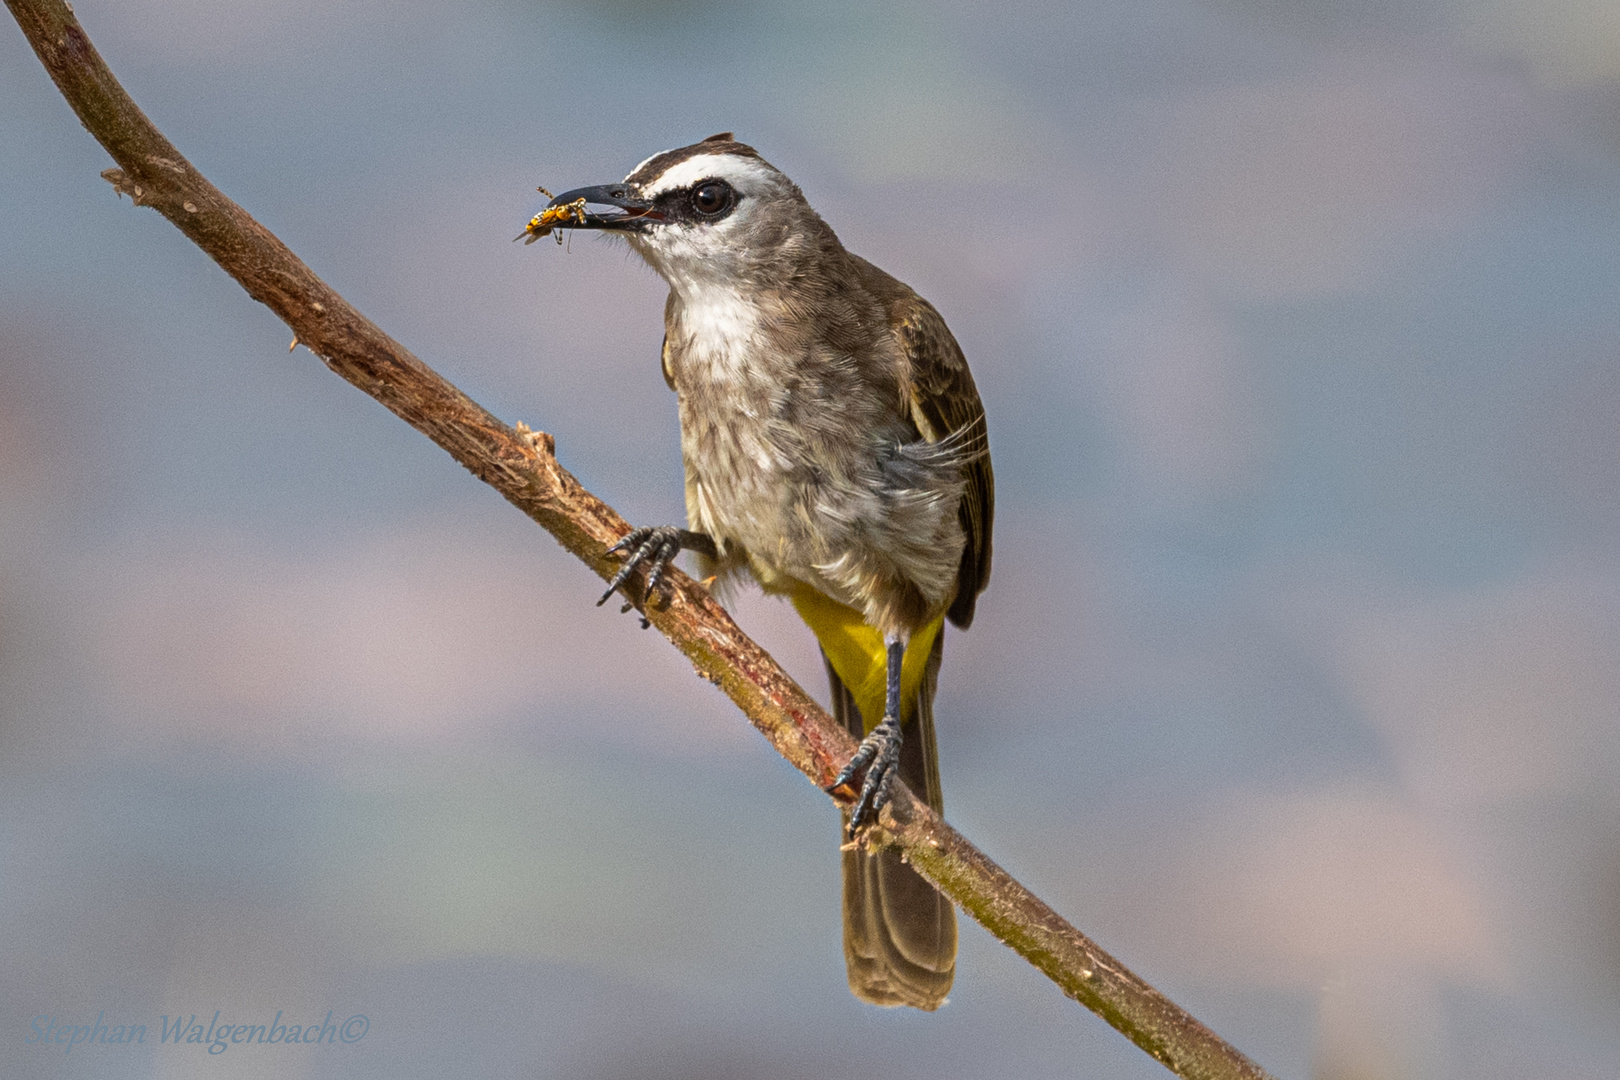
[824,631,957,1010]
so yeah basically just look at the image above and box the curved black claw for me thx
[598,525,687,609]
[832,716,903,835]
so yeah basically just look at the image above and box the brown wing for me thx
[851,257,994,629]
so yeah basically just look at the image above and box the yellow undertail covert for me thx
[791,584,944,733]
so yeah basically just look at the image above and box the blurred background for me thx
[4,1,1620,1077]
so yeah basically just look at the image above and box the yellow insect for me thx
[519,187,588,245]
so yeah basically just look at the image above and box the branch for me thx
[5,4,1277,1078]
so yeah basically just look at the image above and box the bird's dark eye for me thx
[691,180,733,217]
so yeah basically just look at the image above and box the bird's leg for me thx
[597,525,717,608]
[833,635,907,834]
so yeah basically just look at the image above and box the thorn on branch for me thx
[512,421,556,457]
[101,167,149,205]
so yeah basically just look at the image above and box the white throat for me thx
[669,279,761,381]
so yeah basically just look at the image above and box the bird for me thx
[526,133,993,1010]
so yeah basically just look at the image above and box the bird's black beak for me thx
[518,183,660,244]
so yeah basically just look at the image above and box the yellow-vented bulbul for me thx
[526,133,993,1010]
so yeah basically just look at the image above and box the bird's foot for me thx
[597,525,690,611]
[831,715,903,835]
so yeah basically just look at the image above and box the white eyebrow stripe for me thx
[640,154,778,197]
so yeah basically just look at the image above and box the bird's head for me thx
[523,133,820,291]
